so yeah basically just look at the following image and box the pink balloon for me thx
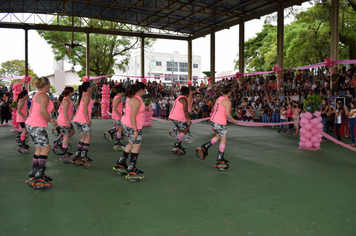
[305,131,312,139]
[305,141,313,148]
[311,128,318,134]
[317,117,322,122]
[313,111,321,118]
[311,136,319,143]
[318,138,322,143]
[300,128,306,134]
[317,133,322,138]
[311,118,320,125]
[300,136,308,142]
[313,142,320,148]
[301,118,309,125]
[316,123,323,129]
[300,113,306,119]
[299,141,306,148]
[304,123,312,131]
[305,112,313,120]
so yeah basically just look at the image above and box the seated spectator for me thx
[242,106,255,122]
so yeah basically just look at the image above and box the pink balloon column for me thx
[143,104,154,127]
[101,84,110,119]
[12,82,23,131]
[299,111,323,150]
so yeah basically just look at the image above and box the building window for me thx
[156,61,162,66]
[167,61,178,72]
[193,63,198,68]
[179,75,187,81]
[179,62,188,72]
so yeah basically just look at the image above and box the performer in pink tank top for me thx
[104,85,126,150]
[73,80,93,163]
[168,85,197,143]
[196,83,238,170]
[168,86,192,155]
[16,90,29,150]
[56,87,75,157]
[114,82,146,182]
[25,77,58,188]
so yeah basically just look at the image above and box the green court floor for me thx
[1,119,355,236]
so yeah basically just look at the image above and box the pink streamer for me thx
[0,121,11,127]
[315,128,356,152]
[152,117,211,124]
[234,120,299,126]
[89,75,112,80]
[0,76,24,80]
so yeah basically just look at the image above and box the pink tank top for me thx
[169,95,188,122]
[16,99,28,123]
[112,95,123,120]
[121,95,145,129]
[73,92,93,124]
[286,107,293,118]
[57,97,73,126]
[25,91,54,128]
[211,97,228,125]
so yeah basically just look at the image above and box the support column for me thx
[239,17,245,74]
[141,37,145,81]
[188,37,192,81]
[277,2,284,92]
[331,0,339,61]
[24,27,29,91]
[86,32,90,78]
[210,27,215,87]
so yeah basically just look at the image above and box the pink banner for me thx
[89,75,112,80]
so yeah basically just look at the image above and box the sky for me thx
[0,3,310,78]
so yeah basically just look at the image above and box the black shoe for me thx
[127,162,144,174]
[173,141,185,151]
[34,167,52,181]
[217,151,229,163]
[116,155,128,169]
[29,166,38,178]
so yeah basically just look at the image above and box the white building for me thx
[46,60,81,93]
[126,49,201,85]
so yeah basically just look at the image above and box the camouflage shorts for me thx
[74,122,92,134]
[25,125,49,147]
[212,122,228,137]
[171,119,188,131]
[59,123,74,134]
[122,123,142,145]
[113,119,122,129]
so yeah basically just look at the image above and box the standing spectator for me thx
[331,67,340,95]
[330,101,344,143]
[344,101,356,147]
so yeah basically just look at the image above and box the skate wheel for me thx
[34,180,53,190]
[52,147,63,156]
[17,147,30,154]
[113,165,128,176]
[126,172,144,182]
[104,132,112,142]
[52,128,59,136]
[195,148,205,160]
[215,161,229,171]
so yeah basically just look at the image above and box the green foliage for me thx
[303,94,322,114]
[72,85,79,91]
[143,98,151,106]
[235,1,356,71]
[50,85,57,93]
[0,59,37,78]
[11,101,17,109]
[37,17,156,76]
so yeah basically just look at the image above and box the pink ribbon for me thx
[0,121,11,127]
[234,120,300,126]
[316,128,356,152]
[273,64,282,89]
[89,75,112,80]
[152,117,211,124]
[0,76,24,80]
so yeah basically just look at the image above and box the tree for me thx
[235,1,354,71]
[0,59,37,78]
[37,17,156,77]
